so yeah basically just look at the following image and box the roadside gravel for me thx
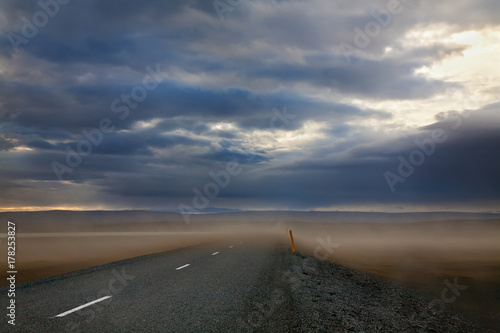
[276,251,493,332]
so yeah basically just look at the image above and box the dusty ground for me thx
[1,216,499,330]
[282,252,498,332]
[0,231,232,286]
[286,219,500,331]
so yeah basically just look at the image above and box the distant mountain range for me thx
[1,210,499,226]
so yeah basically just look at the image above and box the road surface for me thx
[1,239,297,332]
[1,238,493,332]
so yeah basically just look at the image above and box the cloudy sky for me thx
[0,0,499,212]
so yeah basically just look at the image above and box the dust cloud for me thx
[1,211,499,321]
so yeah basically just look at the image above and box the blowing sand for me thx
[1,216,499,327]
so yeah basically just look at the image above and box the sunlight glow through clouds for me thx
[155,121,328,155]
[1,1,498,212]
[347,25,500,130]
[249,121,328,152]
[132,118,163,130]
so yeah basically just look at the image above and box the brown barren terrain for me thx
[1,211,499,327]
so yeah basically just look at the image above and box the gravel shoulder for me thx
[268,249,496,332]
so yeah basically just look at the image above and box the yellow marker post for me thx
[289,230,295,253]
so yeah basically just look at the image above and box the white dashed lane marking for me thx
[53,296,112,318]
[53,244,242,320]
[175,264,191,270]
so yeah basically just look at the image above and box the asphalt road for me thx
[1,239,297,333]
[2,237,493,332]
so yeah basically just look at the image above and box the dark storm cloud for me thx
[0,76,389,137]
[0,0,466,99]
[0,0,499,210]
[246,104,500,208]
[0,135,15,151]
[2,105,499,209]
[245,59,458,100]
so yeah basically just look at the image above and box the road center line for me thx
[53,296,112,318]
[212,252,219,256]
[175,264,190,270]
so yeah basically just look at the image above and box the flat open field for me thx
[288,219,500,328]
[1,212,499,328]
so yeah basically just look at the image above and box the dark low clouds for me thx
[250,105,500,207]
[0,0,499,211]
